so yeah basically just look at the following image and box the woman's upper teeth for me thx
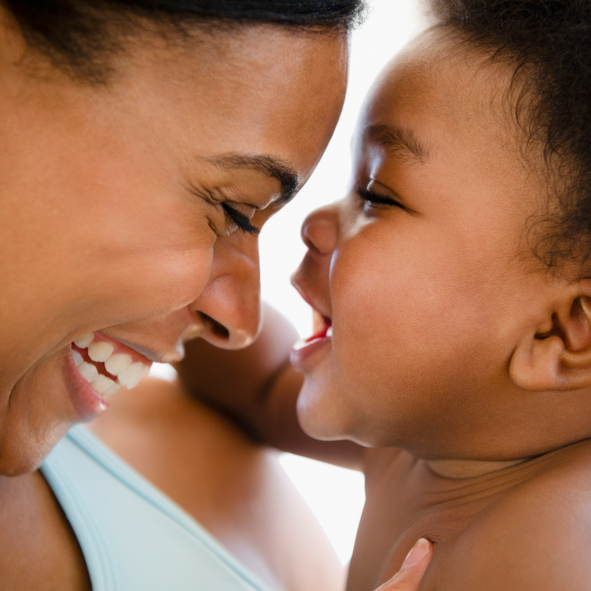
[105,353,132,375]
[117,362,150,388]
[72,332,150,396]
[73,333,94,349]
[87,341,114,362]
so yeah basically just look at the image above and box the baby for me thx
[178,1,591,588]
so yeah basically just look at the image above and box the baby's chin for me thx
[294,377,372,445]
[296,378,350,442]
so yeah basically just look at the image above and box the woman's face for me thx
[0,23,347,474]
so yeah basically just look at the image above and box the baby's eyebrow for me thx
[363,124,429,164]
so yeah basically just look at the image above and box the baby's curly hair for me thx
[431,0,591,275]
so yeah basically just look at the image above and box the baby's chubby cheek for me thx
[329,234,492,394]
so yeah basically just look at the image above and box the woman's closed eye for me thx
[222,203,261,236]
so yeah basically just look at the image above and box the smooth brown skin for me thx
[0,9,350,589]
[0,14,346,478]
[177,29,591,591]
[0,472,92,590]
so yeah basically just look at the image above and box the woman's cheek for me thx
[81,243,215,326]
[140,245,215,309]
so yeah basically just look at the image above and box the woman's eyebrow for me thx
[206,154,299,204]
[363,124,430,164]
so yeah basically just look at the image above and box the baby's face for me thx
[291,30,551,457]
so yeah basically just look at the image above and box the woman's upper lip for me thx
[97,314,208,365]
[98,333,184,364]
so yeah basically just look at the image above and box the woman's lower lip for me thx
[290,333,332,371]
[64,345,109,420]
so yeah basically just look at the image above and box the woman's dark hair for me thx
[431,0,591,274]
[2,0,365,81]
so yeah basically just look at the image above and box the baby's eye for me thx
[356,186,403,209]
[222,203,261,237]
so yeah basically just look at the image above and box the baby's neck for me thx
[424,457,530,479]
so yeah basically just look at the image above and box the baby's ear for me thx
[510,283,591,391]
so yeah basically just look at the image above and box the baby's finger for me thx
[374,538,433,591]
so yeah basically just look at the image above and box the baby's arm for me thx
[175,304,363,469]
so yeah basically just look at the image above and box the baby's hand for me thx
[374,539,433,591]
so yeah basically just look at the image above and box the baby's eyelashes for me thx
[356,185,405,210]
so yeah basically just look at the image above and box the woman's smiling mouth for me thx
[71,332,152,398]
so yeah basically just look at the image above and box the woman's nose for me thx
[192,230,261,350]
[300,203,339,255]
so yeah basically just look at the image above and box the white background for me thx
[152,0,427,565]
[262,0,426,564]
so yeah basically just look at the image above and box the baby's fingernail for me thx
[402,538,430,568]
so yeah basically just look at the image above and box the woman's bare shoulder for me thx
[0,471,91,591]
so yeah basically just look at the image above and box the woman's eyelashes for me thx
[222,203,261,236]
[188,183,261,237]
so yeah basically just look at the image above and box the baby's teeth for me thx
[326,326,333,338]
[78,361,99,383]
[91,375,116,395]
[73,333,94,348]
[72,350,84,367]
[104,383,122,397]
[105,353,132,376]
[88,341,114,363]
[118,362,150,389]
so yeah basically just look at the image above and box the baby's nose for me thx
[301,204,338,255]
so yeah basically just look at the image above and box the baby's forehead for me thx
[380,29,510,109]
[358,28,523,155]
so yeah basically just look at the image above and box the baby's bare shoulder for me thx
[440,440,591,590]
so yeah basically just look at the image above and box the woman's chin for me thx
[0,349,102,475]
[0,419,70,476]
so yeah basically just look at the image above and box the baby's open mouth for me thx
[293,314,332,352]
[71,332,151,397]
[306,318,332,342]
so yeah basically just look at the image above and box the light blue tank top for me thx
[40,426,272,591]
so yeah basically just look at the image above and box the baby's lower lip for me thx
[290,324,332,370]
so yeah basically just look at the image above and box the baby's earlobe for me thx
[509,333,564,391]
[510,294,591,392]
